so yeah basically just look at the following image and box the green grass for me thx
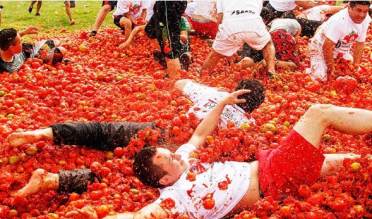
[0,1,115,34]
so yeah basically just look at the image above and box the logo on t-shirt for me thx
[335,31,358,49]
[231,9,255,16]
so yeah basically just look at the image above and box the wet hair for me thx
[349,0,370,7]
[133,146,167,188]
[0,28,18,50]
[235,79,265,113]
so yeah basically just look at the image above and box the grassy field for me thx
[0,1,115,34]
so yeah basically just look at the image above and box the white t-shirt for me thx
[216,0,266,36]
[142,0,155,21]
[269,18,301,36]
[155,144,251,219]
[190,0,217,22]
[312,8,371,56]
[302,5,334,22]
[183,81,255,128]
[269,0,296,12]
[113,0,143,18]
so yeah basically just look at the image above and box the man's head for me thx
[235,79,265,113]
[0,28,22,54]
[133,147,187,188]
[348,1,370,23]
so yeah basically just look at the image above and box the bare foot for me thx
[70,20,75,25]
[13,169,46,197]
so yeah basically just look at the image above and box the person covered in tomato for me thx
[306,1,371,81]
[10,89,372,219]
[174,79,265,128]
[145,0,189,77]
[186,0,218,39]
[113,0,147,41]
[201,0,277,78]
[237,18,302,71]
[6,121,160,198]
[90,0,118,37]
[117,0,156,49]
[0,27,66,73]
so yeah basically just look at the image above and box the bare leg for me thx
[262,40,276,75]
[166,58,181,79]
[29,1,36,13]
[7,128,53,147]
[294,104,372,147]
[65,1,75,25]
[119,17,132,41]
[13,169,59,197]
[202,50,225,72]
[91,4,111,33]
[119,25,146,49]
[35,0,42,15]
[321,153,361,176]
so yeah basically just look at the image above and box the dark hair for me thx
[235,79,265,113]
[133,146,167,188]
[0,28,18,50]
[349,0,371,7]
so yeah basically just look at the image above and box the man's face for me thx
[152,148,187,186]
[7,34,22,55]
[348,4,370,24]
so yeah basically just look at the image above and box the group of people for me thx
[27,0,76,25]
[0,0,372,218]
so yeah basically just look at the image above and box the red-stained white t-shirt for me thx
[155,144,251,219]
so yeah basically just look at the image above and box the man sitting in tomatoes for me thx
[306,1,371,81]
[8,88,372,219]
[0,27,66,73]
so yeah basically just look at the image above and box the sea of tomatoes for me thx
[0,28,371,219]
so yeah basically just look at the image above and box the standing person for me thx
[90,1,118,37]
[28,0,42,16]
[202,0,277,78]
[306,1,371,81]
[65,0,76,25]
[145,0,188,78]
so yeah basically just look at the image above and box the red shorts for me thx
[188,18,218,39]
[257,130,325,199]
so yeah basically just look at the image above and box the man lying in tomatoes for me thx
[7,87,372,218]
[0,27,66,73]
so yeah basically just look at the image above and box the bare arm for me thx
[188,90,249,148]
[216,12,223,25]
[322,37,336,75]
[353,42,364,69]
[104,203,168,219]
[296,0,317,9]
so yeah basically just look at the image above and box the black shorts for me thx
[113,15,135,30]
[64,0,76,8]
[261,2,295,24]
[238,43,264,63]
[102,0,117,11]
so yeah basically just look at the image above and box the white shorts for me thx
[212,29,271,57]
[182,81,255,128]
[306,40,353,81]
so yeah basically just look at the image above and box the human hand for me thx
[222,89,250,105]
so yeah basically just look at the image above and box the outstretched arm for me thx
[104,202,168,219]
[188,90,250,147]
